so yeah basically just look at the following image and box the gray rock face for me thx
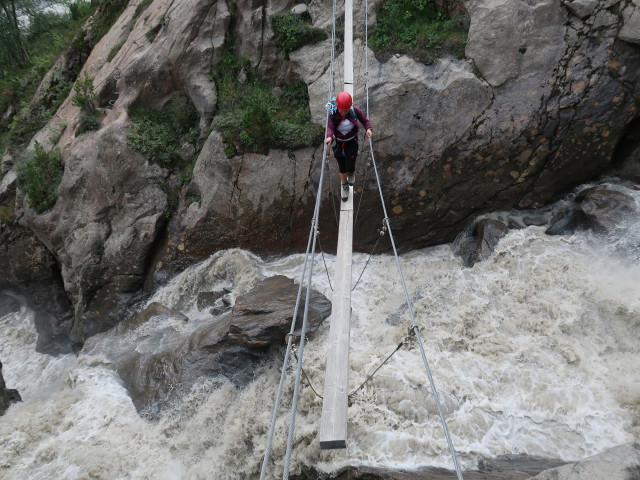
[0,0,638,345]
[0,225,73,355]
[466,0,566,88]
[619,0,640,44]
[82,275,330,412]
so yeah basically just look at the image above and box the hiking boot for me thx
[341,183,349,202]
[347,173,355,186]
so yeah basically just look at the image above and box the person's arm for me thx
[354,106,373,137]
[325,113,334,144]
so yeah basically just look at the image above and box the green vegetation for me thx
[369,0,467,64]
[90,0,129,43]
[0,202,15,223]
[107,42,124,62]
[16,142,64,214]
[133,0,154,22]
[213,52,323,157]
[128,95,200,180]
[0,1,94,153]
[72,73,101,135]
[270,12,327,56]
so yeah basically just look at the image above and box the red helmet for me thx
[335,91,352,110]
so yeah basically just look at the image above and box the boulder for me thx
[453,219,509,267]
[0,361,22,416]
[82,275,331,413]
[546,186,636,235]
[229,275,331,347]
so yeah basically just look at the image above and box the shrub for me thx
[7,105,52,146]
[72,73,97,112]
[370,0,467,63]
[0,2,94,153]
[212,53,323,156]
[107,42,124,61]
[270,12,327,56]
[128,96,200,174]
[0,202,15,224]
[73,74,100,135]
[16,142,64,214]
[69,1,92,22]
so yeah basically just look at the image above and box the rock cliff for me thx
[0,0,638,347]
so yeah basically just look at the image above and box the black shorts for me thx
[332,137,359,173]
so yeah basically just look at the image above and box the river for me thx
[1,183,639,479]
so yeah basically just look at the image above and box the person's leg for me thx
[334,142,349,184]
[345,138,358,185]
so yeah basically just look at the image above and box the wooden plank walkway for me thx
[319,185,354,449]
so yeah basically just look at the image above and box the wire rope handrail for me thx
[259,1,339,477]
[261,0,465,477]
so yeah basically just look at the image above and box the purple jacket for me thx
[327,106,372,141]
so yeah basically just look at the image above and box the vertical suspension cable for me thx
[362,0,463,477]
[365,0,370,118]
[259,1,338,477]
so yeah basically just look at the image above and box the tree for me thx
[0,0,31,67]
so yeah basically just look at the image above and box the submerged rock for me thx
[546,186,636,235]
[0,361,22,416]
[453,219,509,267]
[533,442,640,480]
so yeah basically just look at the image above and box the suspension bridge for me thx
[259,1,465,478]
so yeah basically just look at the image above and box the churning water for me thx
[1,185,639,479]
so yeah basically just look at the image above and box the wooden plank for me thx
[343,0,354,95]
[320,186,354,449]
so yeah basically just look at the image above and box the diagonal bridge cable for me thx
[259,0,339,478]
[359,1,466,478]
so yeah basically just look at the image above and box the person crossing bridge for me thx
[325,91,373,201]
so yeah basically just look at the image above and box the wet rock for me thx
[82,275,331,414]
[0,225,73,355]
[229,275,331,348]
[454,219,509,267]
[546,187,636,235]
[117,302,188,334]
[0,292,21,317]
[533,442,640,480]
[196,290,225,311]
[0,360,22,416]
[291,452,567,479]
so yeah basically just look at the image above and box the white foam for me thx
[1,189,639,478]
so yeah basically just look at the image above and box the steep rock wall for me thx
[1,0,638,346]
